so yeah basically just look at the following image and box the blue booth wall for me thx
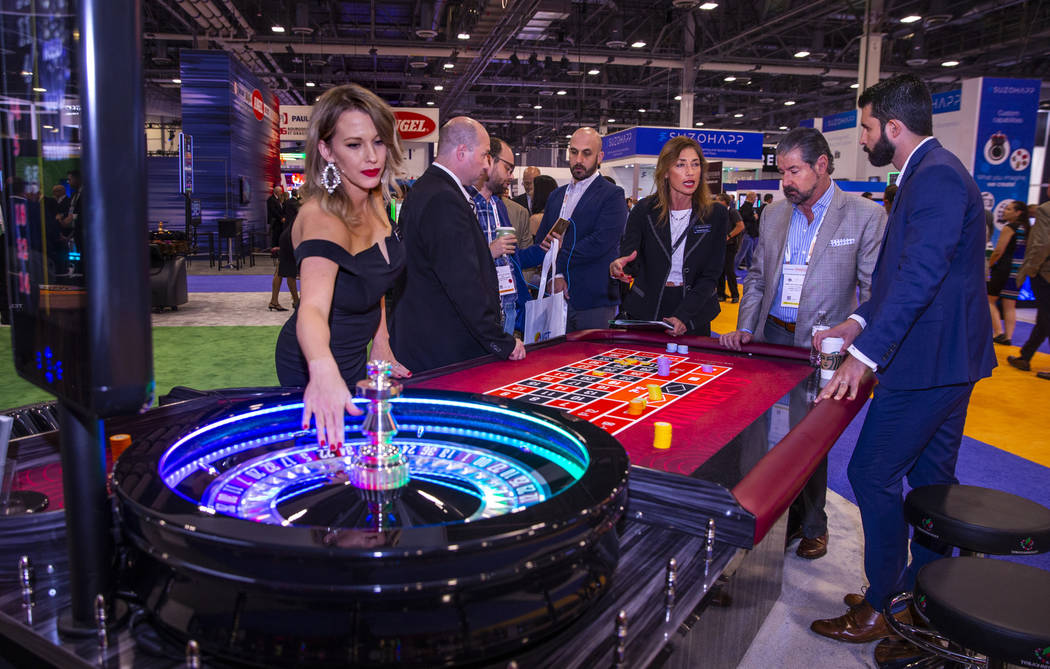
[177,50,280,243]
[147,156,183,229]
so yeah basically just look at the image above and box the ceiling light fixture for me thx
[900,15,922,23]
[794,50,810,58]
[779,125,789,130]
[733,112,744,118]
[426,101,435,106]
[850,82,859,89]
[172,78,181,84]
[271,25,285,33]
[941,60,959,67]
[724,75,737,82]
[638,108,646,113]
[443,62,454,69]
[699,2,718,9]
[457,32,470,40]
[674,94,682,101]
[556,89,567,95]
[515,114,524,119]
[607,118,616,123]
[305,81,316,87]
[631,41,646,48]
[587,68,600,75]
[32,87,46,92]
[784,100,796,106]
[695,121,704,126]
[533,104,542,109]
[434,84,444,91]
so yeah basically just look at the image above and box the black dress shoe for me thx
[1008,355,1031,371]
[1038,371,1050,380]
[993,333,1011,345]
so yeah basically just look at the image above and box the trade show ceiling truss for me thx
[142,0,1050,149]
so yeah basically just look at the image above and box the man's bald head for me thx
[568,127,603,182]
[522,166,540,196]
[436,116,491,186]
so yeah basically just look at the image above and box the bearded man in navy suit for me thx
[810,74,996,645]
[517,127,629,331]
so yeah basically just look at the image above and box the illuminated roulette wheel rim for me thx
[113,389,629,667]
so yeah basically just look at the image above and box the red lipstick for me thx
[362,168,380,178]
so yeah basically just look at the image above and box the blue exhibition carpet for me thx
[827,401,1050,571]
[188,274,283,292]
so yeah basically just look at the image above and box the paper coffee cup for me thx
[495,227,515,238]
[819,337,845,380]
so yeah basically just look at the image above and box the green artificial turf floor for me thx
[0,326,281,411]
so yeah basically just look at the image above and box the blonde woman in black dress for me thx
[275,84,408,448]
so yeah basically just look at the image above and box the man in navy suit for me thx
[810,74,996,644]
[393,117,526,373]
[517,127,629,331]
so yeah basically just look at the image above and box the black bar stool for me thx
[880,484,1050,668]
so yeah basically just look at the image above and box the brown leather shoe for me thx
[796,533,828,559]
[873,637,926,664]
[811,601,898,643]
[844,592,865,608]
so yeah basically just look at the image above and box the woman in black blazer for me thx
[609,136,728,336]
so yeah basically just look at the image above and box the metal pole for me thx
[57,401,111,632]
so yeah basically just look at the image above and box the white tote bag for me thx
[524,238,568,343]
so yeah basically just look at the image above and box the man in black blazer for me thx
[266,185,284,240]
[393,116,525,373]
[512,166,540,213]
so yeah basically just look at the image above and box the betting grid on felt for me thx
[485,348,730,436]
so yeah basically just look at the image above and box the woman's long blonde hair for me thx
[652,136,711,224]
[302,84,403,225]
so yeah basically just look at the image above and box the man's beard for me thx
[571,161,598,180]
[488,175,507,196]
[782,183,814,205]
[864,127,896,167]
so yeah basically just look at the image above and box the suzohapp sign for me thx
[602,126,763,160]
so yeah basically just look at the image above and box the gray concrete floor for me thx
[739,490,877,668]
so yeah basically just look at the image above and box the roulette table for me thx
[0,331,873,668]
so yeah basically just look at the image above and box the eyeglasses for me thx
[492,156,515,172]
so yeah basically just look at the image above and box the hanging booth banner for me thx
[971,77,1040,301]
[603,127,764,161]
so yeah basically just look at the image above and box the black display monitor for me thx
[2,1,153,417]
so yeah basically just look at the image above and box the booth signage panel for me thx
[973,77,1039,301]
[932,89,961,114]
[603,128,638,160]
[603,127,762,160]
[280,105,312,140]
[394,107,439,143]
[178,133,193,193]
[822,110,856,133]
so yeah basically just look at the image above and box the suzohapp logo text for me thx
[668,130,747,145]
[605,133,633,146]
[993,86,1036,95]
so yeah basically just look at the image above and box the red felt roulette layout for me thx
[486,347,731,436]
[408,332,816,477]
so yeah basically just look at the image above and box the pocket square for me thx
[829,238,856,247]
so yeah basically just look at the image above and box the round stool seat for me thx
[904,484,1050,555]
[915,557,1050,665]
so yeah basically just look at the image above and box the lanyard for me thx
[786,205,827,265]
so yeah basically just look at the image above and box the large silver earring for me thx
[319,161,341,194]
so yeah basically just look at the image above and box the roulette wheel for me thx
[112,363,630,667]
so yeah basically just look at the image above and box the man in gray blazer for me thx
[720,127,886,558]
